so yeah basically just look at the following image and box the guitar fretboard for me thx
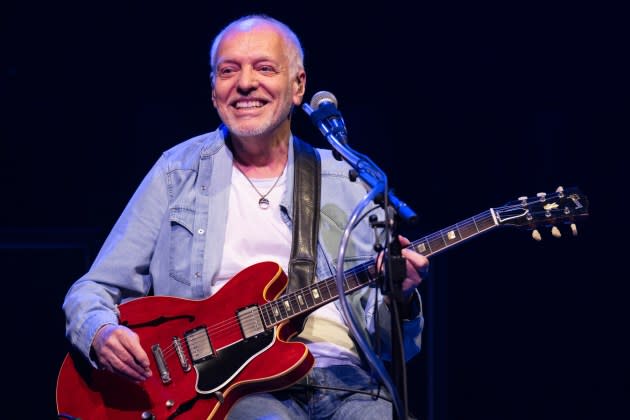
[410,209,496,257]
[260,209,498,328]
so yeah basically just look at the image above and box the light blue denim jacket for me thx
[63,126,423,366]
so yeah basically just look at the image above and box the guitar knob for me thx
[532,229,542,241]
[141,412,156,420]
[570,223,578,236]
[518,196,528,205]
[537,192,547,201]
[551,226,561,238]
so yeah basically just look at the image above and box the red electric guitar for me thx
[56,187,588,419]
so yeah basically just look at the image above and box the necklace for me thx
[234,164,284,210]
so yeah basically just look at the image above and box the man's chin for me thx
[229,126,268,138]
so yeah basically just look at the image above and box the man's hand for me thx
[92,324,152,382]
[378,235,430,305]
[398,235,429,300]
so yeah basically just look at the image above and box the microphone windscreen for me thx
[310,91,338,110]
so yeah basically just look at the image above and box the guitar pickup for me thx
[237,305,266,339]
[184,326,214,363]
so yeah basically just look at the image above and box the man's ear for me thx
[294,71,306,104]
[210,74,217,108]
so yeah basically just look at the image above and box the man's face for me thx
[211,23,305,139]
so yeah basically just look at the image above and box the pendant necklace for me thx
[234,164,284,210]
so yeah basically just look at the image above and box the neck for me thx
[230,130,290,178]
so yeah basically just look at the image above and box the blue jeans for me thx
[227,365,394,419]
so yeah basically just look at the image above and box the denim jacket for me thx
[63,126,423,365]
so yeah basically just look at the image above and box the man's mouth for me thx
[234,100,266,109]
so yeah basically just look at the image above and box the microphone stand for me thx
[302,103,418,420]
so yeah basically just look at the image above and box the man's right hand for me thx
[92,324,152,382]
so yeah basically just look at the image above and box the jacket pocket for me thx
[169,206,195,285]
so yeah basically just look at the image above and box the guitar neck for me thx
[259,209,498,328]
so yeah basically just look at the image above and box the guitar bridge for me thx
[173,336,191,372]
[151,344,171,384]
[184,326,214,363]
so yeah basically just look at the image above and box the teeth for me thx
[235,100,263,109]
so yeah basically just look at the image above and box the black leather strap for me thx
[287,137,321,292]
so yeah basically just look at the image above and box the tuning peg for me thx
[532,229,542,241]
[570,223,578,236]
[537,192,547,201]
[551,226,561,238]
[556,185,565,195]
[518,196,528,206]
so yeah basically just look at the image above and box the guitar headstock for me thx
[494,186,588,240]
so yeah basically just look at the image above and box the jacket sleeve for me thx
[359,286,424,361]
[62,155,170,362]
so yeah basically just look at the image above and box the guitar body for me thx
[56,261,314,419]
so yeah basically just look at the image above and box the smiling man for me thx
[62,14,429,419]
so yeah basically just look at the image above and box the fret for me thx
[296,293,307,310]
[471,214,480,232]
[440,226,462,245]
[282,298,293,315]
[346,271,359,289]
[269,301,281,323]
[458,218,479,239]
[413,239,430,256]
[343,273,353,290]
[428,235,446,254]
[261,304,272,327]
[474,212,496,231]
[280,297,291,319]
[311,285,322,304]
[328,279,339,299]
[320,281,333,301]
[423,238,433,255]
[303,286,316,307]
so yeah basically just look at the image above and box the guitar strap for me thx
[287,137,321,293]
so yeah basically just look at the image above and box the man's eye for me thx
[218,67,236,77]
[258,66,277,74]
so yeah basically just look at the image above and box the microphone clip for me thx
[309,101,348,144]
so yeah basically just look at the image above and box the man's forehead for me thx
[217,24,287,60]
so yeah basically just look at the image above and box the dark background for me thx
[2,1,628,419]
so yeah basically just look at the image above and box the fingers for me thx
[93,324,152,382]
[376,235,430,295]
[400,235,429,293]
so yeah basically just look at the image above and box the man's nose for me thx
[237,67,259,91]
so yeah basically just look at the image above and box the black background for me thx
[2,1,628,419]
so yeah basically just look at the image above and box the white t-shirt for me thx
[214,165,360,367]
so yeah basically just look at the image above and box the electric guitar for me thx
[56,186,588,420]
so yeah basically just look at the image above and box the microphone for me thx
[307,91,348,144]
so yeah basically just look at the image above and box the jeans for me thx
[227,365,394,419]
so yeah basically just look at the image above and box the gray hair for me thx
[209,14,304,83]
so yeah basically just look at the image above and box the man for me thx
[62,14,429,419]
